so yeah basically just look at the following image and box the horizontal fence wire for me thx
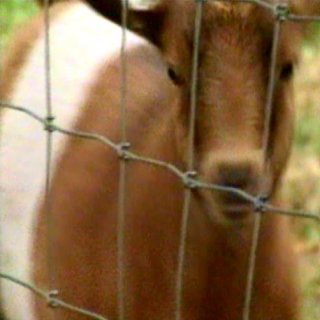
[0,0,320,320]
[1,102,319,222]
[0,273,109,320]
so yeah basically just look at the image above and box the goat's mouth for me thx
[219,193,254,220]
[222,204,253,220]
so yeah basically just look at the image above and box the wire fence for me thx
[0,0,320,320]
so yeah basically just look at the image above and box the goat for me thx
[1,0,319,319]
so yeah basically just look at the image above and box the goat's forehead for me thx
[176,1,257,16]
[204,2,273,28]
[209,2,254,17]
[176,2,274,36]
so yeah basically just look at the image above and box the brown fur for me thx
[33,2,300,319]
[2,0,320,319]
[32,41,178,319]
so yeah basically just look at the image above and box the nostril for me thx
[218,164,253,190]
[212,161,262,220]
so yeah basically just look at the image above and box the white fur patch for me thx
[0,2,145,319]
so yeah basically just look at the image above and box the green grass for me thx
[296,112,320,154]
[0,0,38,53]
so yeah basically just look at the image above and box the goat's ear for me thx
[129,4,166,46]
[90,0,167,46]
[87,0,122,24]
[36,0,167,45]
[35,0,124,25]
[128,2,167,47]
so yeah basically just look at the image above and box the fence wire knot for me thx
[117,142,131,160]
[183,171,198,189]
[274,4,289,21]
[253,194,269,212]
[44,115,56,132]
[47,289,59,308]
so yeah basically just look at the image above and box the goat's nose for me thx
[215,162,261,220]
[217,162,257,191]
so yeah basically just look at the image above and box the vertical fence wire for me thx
[43,1,57,317]
[242,9,283,320]
[175,2,204,320]
[117,1,129,320]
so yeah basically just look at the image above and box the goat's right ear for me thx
[128,1,167,47]
[90,0,167,46]
[36,0,167,46]
[88,0,122,24]
[35,0,125,25]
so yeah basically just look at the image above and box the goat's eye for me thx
[280,62,294,81]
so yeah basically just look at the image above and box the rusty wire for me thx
[0,0,320,320]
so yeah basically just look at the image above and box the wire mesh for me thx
[0,0,320,320]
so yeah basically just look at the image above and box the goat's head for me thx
[37,0,320,222]
[123,0,320,222]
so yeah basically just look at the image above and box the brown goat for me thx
[1,0,319,319]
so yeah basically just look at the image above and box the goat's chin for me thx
[217,192,256,223]
[221,204,253,220]
[216,208,256,227]
[196,189,256,227]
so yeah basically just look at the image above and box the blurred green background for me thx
[0,0,319,319]
[0,0,37,53]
